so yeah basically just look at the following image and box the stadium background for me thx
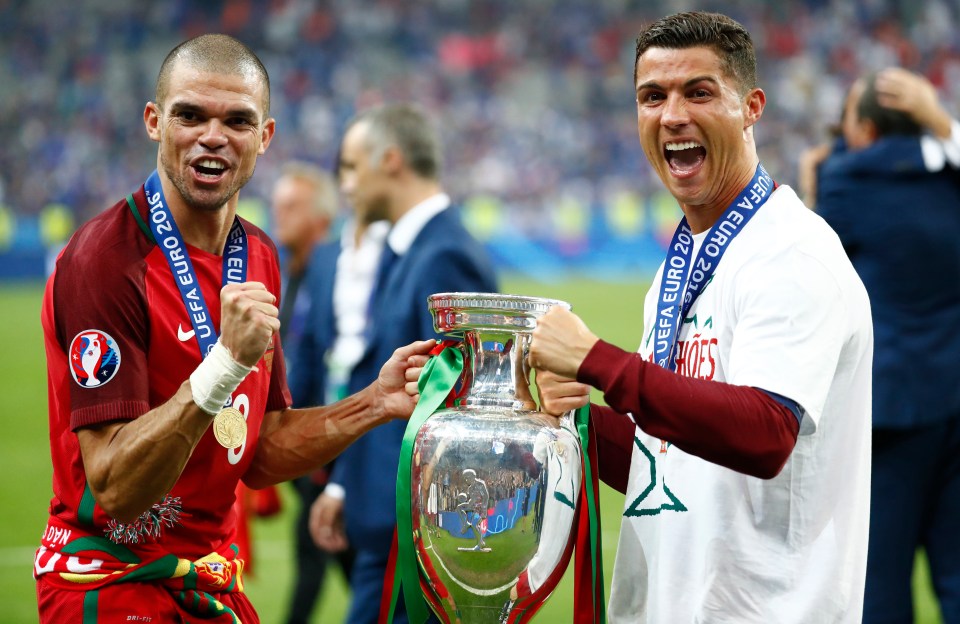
[0,0,953,621]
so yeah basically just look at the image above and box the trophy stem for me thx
[459,329,537,412]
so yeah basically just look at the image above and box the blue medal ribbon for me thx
[654,163,774,371]
[143,170,248,358]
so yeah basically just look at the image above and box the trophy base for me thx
[457,546,493,552]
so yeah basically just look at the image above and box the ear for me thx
[144,102,161,142]
[743,87,766,129]
[381,145,404,175]
[258,117,276,155]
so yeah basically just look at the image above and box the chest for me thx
[141,247,278,471]
[640,269,733,383]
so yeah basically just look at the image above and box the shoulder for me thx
[741,185,839,254]
[822,136,925,179]
[240,217,281,263]
[310,239,342,265]
[50,193,153,348]
[57,194,153,284]
[421,205,474,237]
[412,207,492,260]
[303,239,341,288]
[730,186,867,308]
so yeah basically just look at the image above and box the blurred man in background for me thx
[529,12,872,623]
[289,148,390,616]
[272,161,338,348]
[805,67,960,624]
[268,161,361,624]
[309,103,498,623]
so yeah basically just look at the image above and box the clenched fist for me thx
[219,281,280,367]
[528,306,599,379]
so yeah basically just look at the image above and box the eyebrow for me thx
[636,75,720,92]
[167,101,260,122]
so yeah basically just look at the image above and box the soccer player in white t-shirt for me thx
[528,11,873,624]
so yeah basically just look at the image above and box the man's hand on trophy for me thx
[534,369,591,416]
[528,306,599,379]
[373,339,437,422]
[403,355,427,402]
[309,492,349,552]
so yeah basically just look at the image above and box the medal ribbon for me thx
[142,170,248,359]
[572,404,605,623]
[654,163,774,371]
[381,343,464,624]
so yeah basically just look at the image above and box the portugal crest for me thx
[69,330,120,387]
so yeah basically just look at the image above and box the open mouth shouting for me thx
[665,140,706,177]
[191,157,228,182]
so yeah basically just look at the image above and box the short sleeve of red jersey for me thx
[49,203,152,430]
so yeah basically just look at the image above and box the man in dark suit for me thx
[805,67,960,623]
[309,103,498,623]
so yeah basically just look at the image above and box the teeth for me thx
[197,159,225,170]
[665,141,703,151]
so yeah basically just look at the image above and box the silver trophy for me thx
[409,293,583,623]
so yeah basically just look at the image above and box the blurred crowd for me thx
[3,0,960,235]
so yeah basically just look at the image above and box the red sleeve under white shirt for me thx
[579,340,800,493]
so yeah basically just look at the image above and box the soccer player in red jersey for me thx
[35,33,434,623]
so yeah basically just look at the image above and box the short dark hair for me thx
[857,73,922,137]
[348,103,442,179]
[634,12,757,95]
[155,33,271,115]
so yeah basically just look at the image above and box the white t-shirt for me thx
[608,185,873,624]
[325,219,390,404]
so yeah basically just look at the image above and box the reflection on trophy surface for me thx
[455,469,492,552]
[409,293,583,623]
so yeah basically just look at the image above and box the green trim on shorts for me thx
[78,484,96,527]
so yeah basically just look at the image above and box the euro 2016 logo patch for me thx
[69,330,120,387]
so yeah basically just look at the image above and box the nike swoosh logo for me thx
[177,324,196,342]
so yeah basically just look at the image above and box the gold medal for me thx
[213,406,247,449]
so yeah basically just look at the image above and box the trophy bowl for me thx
[409,293,583,623]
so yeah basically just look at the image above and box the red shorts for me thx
[36,574,260,623]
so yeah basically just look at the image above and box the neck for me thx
[353,222,369,247]
[286,242,313,275]
[389,177,442,224]
[159,173,236,255]
[682,161,759,234]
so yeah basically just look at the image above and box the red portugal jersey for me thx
[40,185,291,560]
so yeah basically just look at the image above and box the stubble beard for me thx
[162,156,252,213]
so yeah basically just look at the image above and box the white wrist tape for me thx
[190,340,254,415]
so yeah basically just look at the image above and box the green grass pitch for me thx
[0,277,943,622]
